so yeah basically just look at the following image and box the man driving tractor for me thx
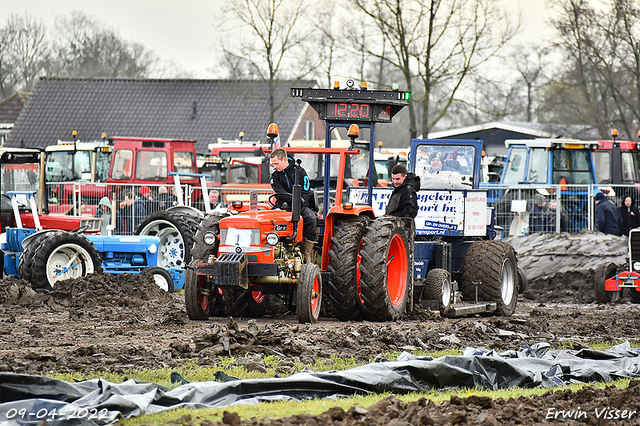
[269,147,317,263]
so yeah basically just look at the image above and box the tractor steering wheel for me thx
[268,193,292,210]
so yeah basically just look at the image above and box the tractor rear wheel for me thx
[595,263,621,303]
[29,231,102,290]
[222,286,268,318]
[359,217,410,321]
[423,268,453,317]
[297,263,322,323]
[141,266,174,292]
[461,240,518,316]
[326,216,369,320]
[135,210,199,269]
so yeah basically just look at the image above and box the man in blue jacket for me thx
[595,192,622,235]
[269,147,316,263]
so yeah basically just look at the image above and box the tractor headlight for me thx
[203,232,216,245]
[266,232,279,246]
[148,244,157,254]
[634,262,640,272]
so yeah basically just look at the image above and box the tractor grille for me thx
[630,229,640,264]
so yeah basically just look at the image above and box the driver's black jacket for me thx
[270,155,312,208]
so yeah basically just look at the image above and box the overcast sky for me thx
[5,0,555,79]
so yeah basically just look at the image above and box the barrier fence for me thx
[43,182,640,237]
[44,182,274,235]
[484,183,640,237]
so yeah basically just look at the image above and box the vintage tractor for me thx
[185,125,374,323]
[0,148,180,292]
[595,228,640,303]
[2,190,177,292]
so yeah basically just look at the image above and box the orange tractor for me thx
[185,120,414,323]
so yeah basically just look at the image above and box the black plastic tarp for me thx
[1,341,640,426]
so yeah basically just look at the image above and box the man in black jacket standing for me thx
[385,164,420,219]
[269,147,316,263]
[595,192,622,235]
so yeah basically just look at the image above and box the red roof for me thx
[0,93,27,123]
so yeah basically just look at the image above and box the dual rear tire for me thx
[359,217,411,321]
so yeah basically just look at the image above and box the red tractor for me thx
[185,123,412,323]
[595,228,640,303]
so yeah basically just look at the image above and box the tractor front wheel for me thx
[297,263,322,323]
[141,266,174,293]
[359,217,410,321]
[29,231,102,290]
[595,263,621,303]
[185,259,218,320]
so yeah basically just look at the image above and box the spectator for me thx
[385,164,420,220]
[618,195,640,236]
[140,186,158,213]
[157,185,178,210]
[528,194,552,233]
[595,192,622,235]
[119,191,147,234]
[209,189,222,208]
[96,197,122,235]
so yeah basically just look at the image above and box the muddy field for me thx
[2,247,640,424]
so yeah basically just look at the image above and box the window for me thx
[136,151,167,180]
[526,148,548,183]
[552,150,594,184]
[302,120,314,140]
[45,151,91,182]
[503,147,527,184]
[593,151,611,184]
[621,152,640,183]
[174,151,195,174]
[111,149,133,180]
[96,150,111,182]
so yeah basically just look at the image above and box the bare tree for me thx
[218,0,320,122]
[0,19,19,99]
[544,0,640,139]
[51,12,157,79]
[0,14,51,94]
[349,0,517,138]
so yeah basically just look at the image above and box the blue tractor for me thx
[2,190,181,292]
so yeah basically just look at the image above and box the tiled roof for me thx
[7,78,316,153]
[0,93,28,123]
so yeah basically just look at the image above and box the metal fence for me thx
[485,183,640,236]
[44,182,274,235]
[44,181,640,237]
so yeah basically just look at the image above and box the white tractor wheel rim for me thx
[501,257,516,305]
[46,243,95,287]
[152,273,170,292]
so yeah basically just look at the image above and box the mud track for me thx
[1,268,640,424]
